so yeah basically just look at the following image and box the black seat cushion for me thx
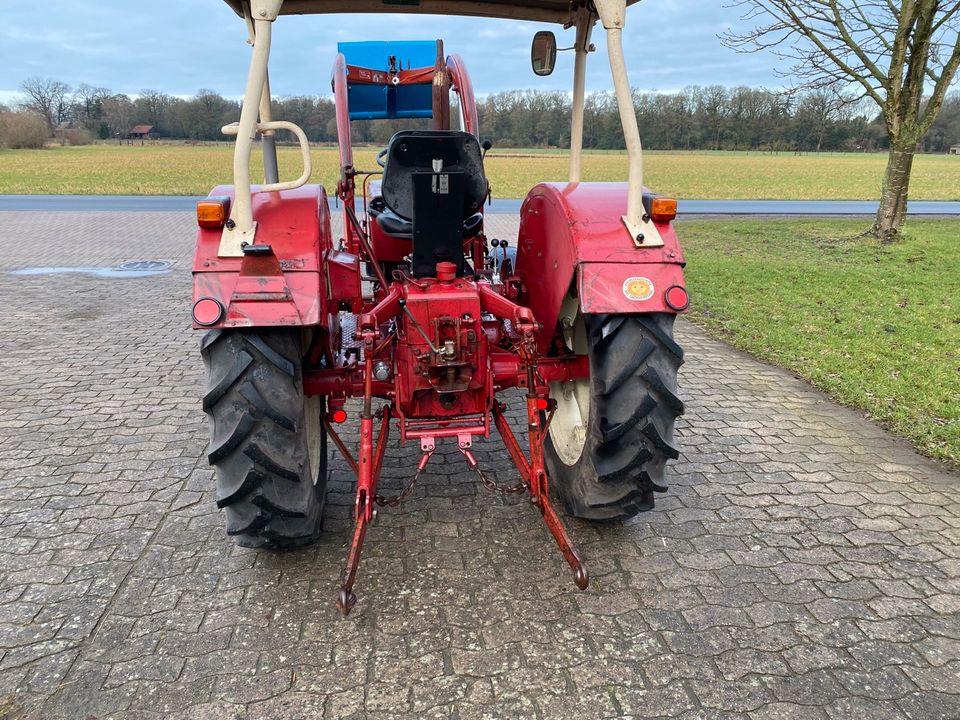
[372,200,482,241]
[375,209,413,239]
[381,130,487,221]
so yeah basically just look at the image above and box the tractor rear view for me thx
[193,0,688,615]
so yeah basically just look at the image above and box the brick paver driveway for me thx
[0,210,958,720]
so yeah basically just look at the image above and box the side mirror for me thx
[531,31,557,77]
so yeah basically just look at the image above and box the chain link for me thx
[374,465,424,508]
[375,452,527,506]
[471,463,527,496]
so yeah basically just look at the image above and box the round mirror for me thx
[531,31,558,77]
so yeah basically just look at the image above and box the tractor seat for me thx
[380,130,487,221]
[370,197,483,240]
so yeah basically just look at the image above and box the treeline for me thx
[3,76,960,153]
[479,87,960,153]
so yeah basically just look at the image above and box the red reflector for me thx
[332,409,348,424]
[536,398,549,411]
[192,297,224,326]
[665,285,690,312]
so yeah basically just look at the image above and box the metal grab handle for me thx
[222,120,312,193]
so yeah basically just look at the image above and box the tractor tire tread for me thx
[636,314,685,363]
[207,413,257,465]
[215,467,266,509]
[640,366,685,416]
[202,329,326,549]
[598,395,656,445]
[244,443,301,483]
[545,312,684,521]
[203,350,254,411]
[243,334,296,377]
[596,338,656,396]
[239,382,298,432]
[200,329,225,354]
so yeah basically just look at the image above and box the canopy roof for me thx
[223,0,640,24]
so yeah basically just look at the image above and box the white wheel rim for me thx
[549,378,590,465]
[305,395,323,485]
[301,329,323,486]
[548,296,590,466]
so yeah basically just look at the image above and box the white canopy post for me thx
[220,0,284,257]
[568,8,595,184]
[592,0,662,247]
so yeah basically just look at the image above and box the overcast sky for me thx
[0,1,785,103]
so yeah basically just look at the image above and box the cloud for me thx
[0,0,786,98]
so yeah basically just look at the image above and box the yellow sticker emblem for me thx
[623,276,655,302]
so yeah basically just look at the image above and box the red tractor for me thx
[193,0,687,615]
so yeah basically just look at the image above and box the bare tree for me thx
[19,77,72,136]
[101,94,136,139]
[796,88,846,151]
[697,85,732,150]
[723,1,960,241]
[74,84,110,125]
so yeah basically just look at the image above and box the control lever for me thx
[490,239,508,285]
[481,138,493,160]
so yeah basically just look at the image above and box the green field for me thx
[682,218,960,466]
[2,143,960,199]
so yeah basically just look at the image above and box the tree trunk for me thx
[872,142,915,243]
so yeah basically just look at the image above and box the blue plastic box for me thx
[338,40,439,120]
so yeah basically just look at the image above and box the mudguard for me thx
[192,184,348,329]
[514,182,687,353]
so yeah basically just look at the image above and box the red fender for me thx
[192,184,347,329]
[514,182,687,353]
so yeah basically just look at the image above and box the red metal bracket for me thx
[491,401,589,591]
[337,322,396,615]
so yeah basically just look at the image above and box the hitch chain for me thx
[471,463,526,496]
[375,466,423,508]
[375,449,433,508]
[374,447,526,506]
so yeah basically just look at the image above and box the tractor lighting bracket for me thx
[592,0,650,245]
[626,215,664,249]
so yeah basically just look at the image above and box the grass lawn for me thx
[681,218,959,466]
[2,144,960,200]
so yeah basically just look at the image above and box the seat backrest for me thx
[381,130,487,221]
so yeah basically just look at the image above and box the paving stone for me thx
[0,211,958,718]
[750,702,828,720]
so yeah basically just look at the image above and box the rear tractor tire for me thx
[201,328,327,548]
[544,309,684,520]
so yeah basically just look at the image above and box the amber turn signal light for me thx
[197,196,231,229]
[649,197,678,223]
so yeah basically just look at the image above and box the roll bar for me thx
[220,0,658,256]
[446,54,479,137]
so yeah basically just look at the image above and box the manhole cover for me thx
[116,260,172,272]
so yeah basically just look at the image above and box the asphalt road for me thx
[2,194,960,216]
